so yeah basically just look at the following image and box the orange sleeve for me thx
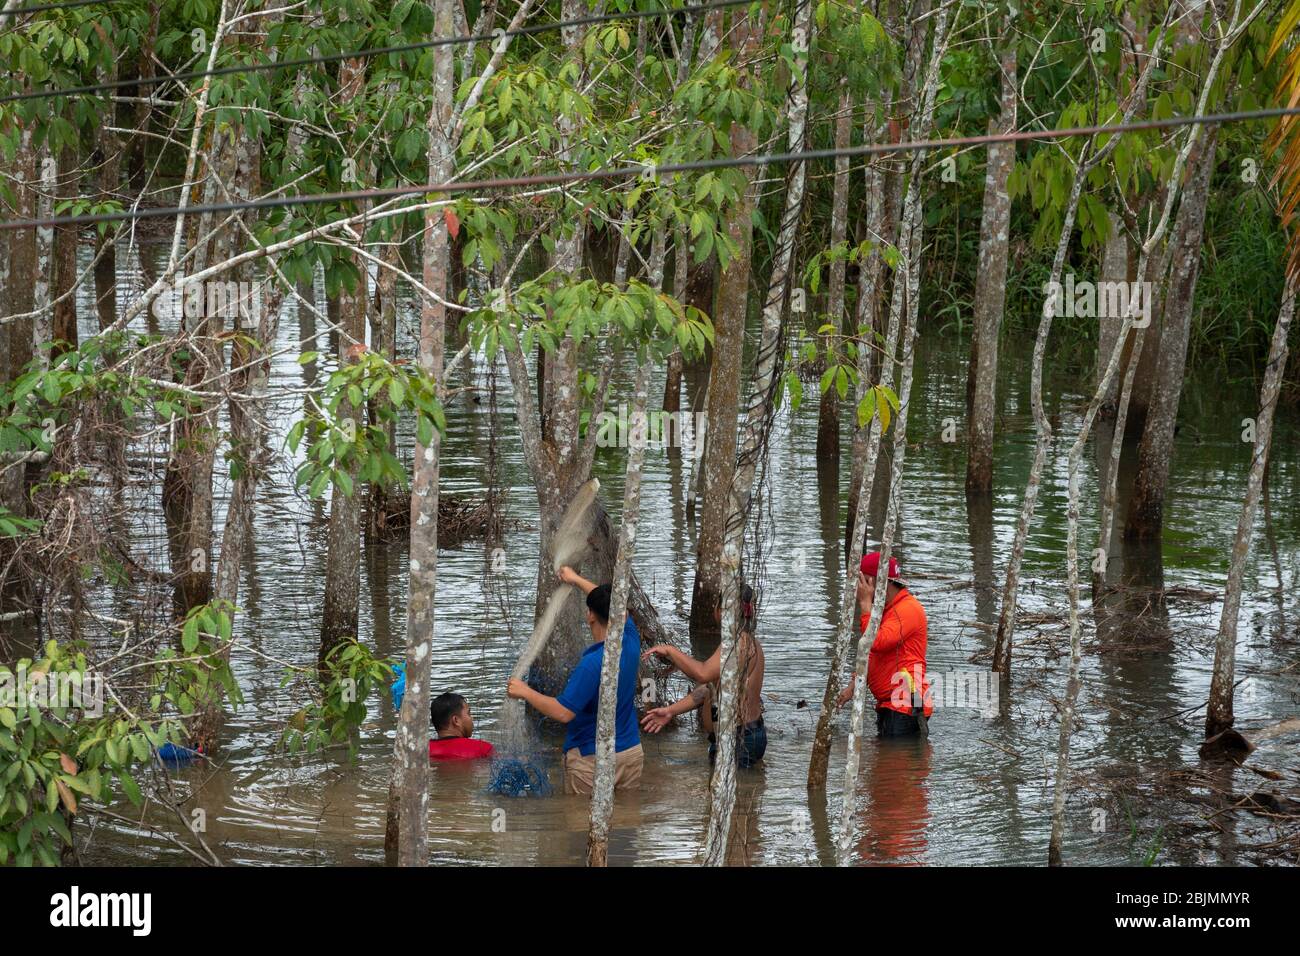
[871,611,904,653]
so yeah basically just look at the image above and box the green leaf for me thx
[119,771,142,806]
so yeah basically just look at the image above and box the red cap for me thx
[860,551,900,581]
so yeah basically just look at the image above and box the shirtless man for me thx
[640,585,767,767]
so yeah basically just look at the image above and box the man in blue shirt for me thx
[507,565,644,795]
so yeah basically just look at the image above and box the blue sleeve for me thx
[556,655,599,714]
[622,618,641,670]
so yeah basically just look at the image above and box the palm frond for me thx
[1267,0,1300,284]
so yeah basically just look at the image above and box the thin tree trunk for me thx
[834,2,952,865]
[52,142,78,356]
[318,57,370,670]
[1205,282,1293,738]
[367,234,402,535]
[157,0,235,623]
[1050,9,1253,864]
[965,27,1016,494]
[690,5,762,645]
[391,0,452,866]
[32,142,55,371]
[94,54,121,336]
[703,0,813,865]
[197,6,283,749]
[588,357,652,866]
[815,81,853,464]
[588,227,665,865]
[7,120,37,373]
[812,0,936,788]
[808,161,904,791]
[990,12,1172,674]
[662,226,689,446]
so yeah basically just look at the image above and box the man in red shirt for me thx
[428,692,495,759]
[836,552,932,737]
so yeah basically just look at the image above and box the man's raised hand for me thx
[641,707,672,733]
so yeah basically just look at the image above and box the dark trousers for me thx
[708,719,768,768]
[876,707,923,738]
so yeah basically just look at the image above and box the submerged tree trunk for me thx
[965,28,1016,494]
[815,81,853,465]
[391,0,454,865]
[1124,129,1219,541]
[808,151,904,791]
[991,15,1169,675]
[317,57,370,671]
[835,3,951,865]
[588,356,652,866]
[690,4,762,646]
[1206,281,1294,739]
[1050,14,1245,863]
[704,0,813,866]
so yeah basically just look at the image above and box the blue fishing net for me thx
[486,755,553,797]
[486,693,554,798]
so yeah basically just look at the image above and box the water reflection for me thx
[855,737,932,865]
[23,241,1298,867]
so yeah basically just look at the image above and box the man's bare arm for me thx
[558,565,596,596]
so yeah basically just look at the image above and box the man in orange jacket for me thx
[836,551,932,737]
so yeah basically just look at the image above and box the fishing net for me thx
[484,394,601,795]
[486,754,554,797]
[720,157,802,738]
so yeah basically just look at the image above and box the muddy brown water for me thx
[24,251,1300,865]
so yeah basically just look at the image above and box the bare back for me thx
[734,630,765,725]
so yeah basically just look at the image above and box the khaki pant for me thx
[563,744,644,795]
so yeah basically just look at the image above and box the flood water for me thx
[36,247,1300,865]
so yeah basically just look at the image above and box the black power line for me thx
[2,0,126,16]
[1,104,1291,233]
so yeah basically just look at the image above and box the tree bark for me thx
[704,0,813,865]
[51,141,78,357]
[690,5,762,646]
[389,1,454,867]
[587,357,652,866]
[834,2,952,865]
[1123,129,1219,541]
[815,81,853,464]
[1206,282,1294,738]
[317,57,370,671]
[965,29,1016,494]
